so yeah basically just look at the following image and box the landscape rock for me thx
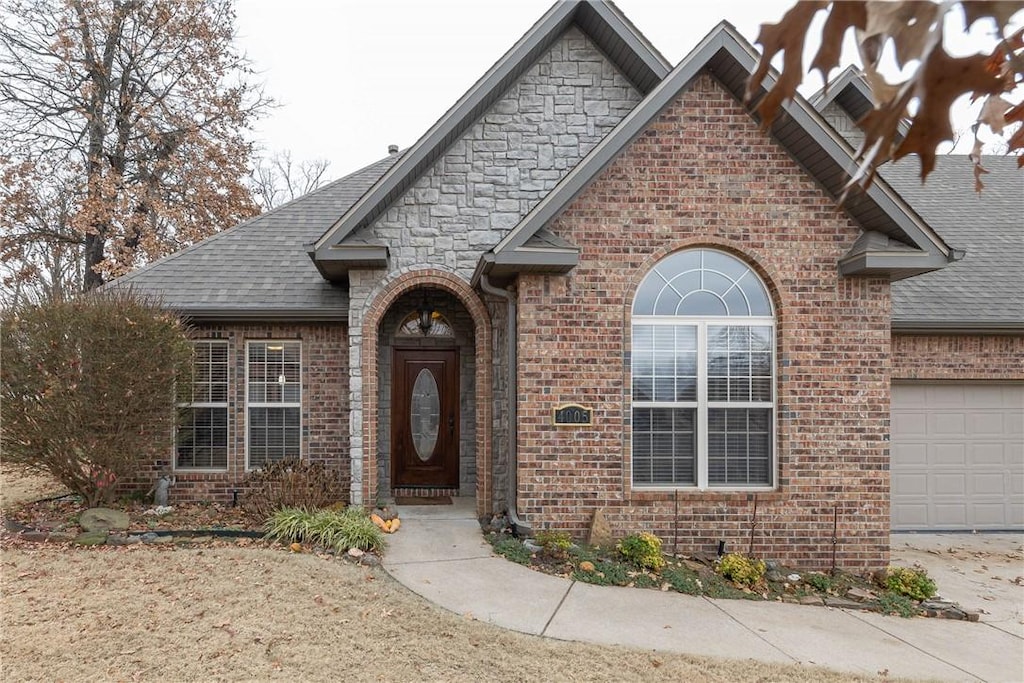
[47,532,76,543]
[151,535,174,544]
[586,508,614,547]
[140,532,159,543]
[18,531,50,543]
[347,547,365,559]
[824,597,866,610]
[73,530,108,546]
[847,587,877,601]
[799,595,825,606]
[359,554,382,567]
[579,561,596,572]
[106,534,132,546]
[523,540,541,553]
[79,508,129,532]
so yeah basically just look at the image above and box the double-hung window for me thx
[246,341,301,469]
[632,248,775,488]
[176,340,229,470]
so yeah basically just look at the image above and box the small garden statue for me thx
[149,474,175,507]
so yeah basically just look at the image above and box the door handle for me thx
[448,415,455,435]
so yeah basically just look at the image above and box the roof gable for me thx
[486,22,956,282]
[310,0,670,281]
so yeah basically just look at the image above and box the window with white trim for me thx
[176,340,228,470]
[632,248,774,488]
[246,341,301,468]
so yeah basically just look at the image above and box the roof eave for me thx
[179,307,348,323]
[838,249,952,281]
[892,319,1024,335]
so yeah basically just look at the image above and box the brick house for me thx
[114,1,1023,570]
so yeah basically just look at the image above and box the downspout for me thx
[478,272,532,536]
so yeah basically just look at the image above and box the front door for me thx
[392,348,459,488]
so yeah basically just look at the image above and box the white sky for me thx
[234,1,1021,180]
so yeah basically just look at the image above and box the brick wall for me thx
[515,74,892,571]
[123,322,349,505]
[892,334,1024,380]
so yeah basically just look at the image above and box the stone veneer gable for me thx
[514,74,893,571]
[350,26,643,277]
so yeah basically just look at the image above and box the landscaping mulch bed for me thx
[4,495,259,537]
[486,533,980,621]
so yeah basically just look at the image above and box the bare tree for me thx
[251,150,332,211]
[0,0,271,293]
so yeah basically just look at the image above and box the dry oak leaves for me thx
[746,1,1024,191]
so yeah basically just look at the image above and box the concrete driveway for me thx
[891,533,1024,639]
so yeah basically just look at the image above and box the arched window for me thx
[396,310,454,337]
[632,248,774,488]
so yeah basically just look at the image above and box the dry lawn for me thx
[0,463,67,509]
[1,467,888,683]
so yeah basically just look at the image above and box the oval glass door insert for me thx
[410,368,440,461]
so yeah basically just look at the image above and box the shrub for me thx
[0,290,193,506]
[804,572,834,593]
[878,592,921,618]
[884,566,937,601]
[264,506,384,553]
[716,553,766,588]
[617,532,665,571]
[663,566,703,595]
[240,458,345,521]
[492,537,532,565]
[535,530,573,557]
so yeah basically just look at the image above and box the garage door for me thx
[891,383,1024,531]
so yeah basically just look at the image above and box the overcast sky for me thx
[234,1,1020,180]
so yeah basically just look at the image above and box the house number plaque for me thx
[552,403,593,426]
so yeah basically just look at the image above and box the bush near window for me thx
[715,553,766,589]
[617,532,666,571]
[240,458,345,521]
[0,290,193,507]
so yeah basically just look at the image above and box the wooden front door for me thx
[392,348,459,488]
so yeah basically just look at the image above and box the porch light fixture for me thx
[417,292,433,335]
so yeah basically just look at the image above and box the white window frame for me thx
[245,340,302,471]
[631,316,775,491]
[174,340,230,472]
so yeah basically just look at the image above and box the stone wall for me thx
[515,75,893,572]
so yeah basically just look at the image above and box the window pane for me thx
[176,407,227,469]
[708,408,772,486]
[632,408,696,486]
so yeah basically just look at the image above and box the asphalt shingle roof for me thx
[111,155,399,318]
[884,156,1024,328]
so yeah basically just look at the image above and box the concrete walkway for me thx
[383,499,1024,683]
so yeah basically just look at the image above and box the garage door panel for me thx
[930,413,966,435]
[933,444,966,465]
[932,504,967,527]
[892,473,928,495]
[893,412,928,436]
[969,412,1006,435]
[971,473,1006,495]
[892,382,1024,531]
[891,442,928,465]
[971,444,1005,465]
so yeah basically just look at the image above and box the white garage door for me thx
[891,383,1024,531]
